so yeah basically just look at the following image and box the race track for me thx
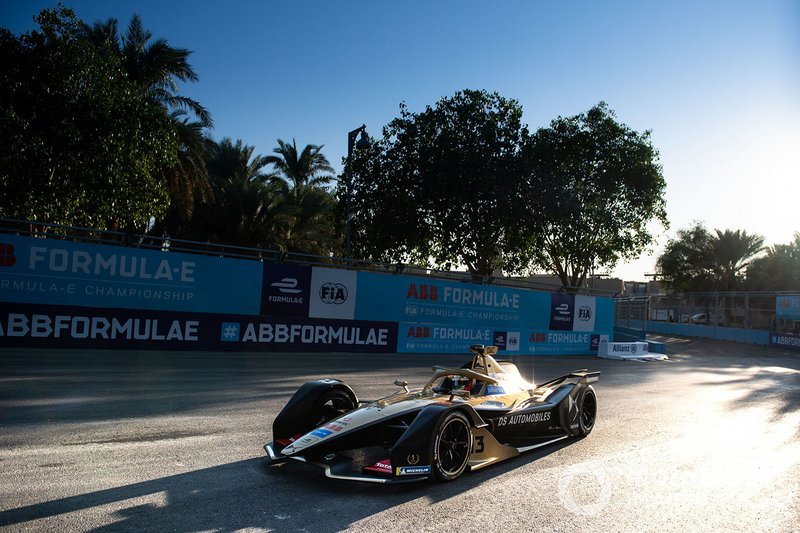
[1,337,798,532]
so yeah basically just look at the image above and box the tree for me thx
[265,139,335,192]
[656,222,716,292]
[346,90,532,276]
[657,222,765,291]
[0,6,176,231]
[746,233,800,291]
[262,139,339,255]
[192,138,291,248]
[159,111,213,236]
[84,14,211,125]
[710,229,765,291]
[84,14,212,231]
[284,184,339,255]
[525,102,668,288]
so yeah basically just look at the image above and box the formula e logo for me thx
[578,306,592,321]
[319,282,348,304]
[555,303,571,316]
[271,277,301,294]
[0,243,16,267]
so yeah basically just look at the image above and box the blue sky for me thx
[2,0,799,280]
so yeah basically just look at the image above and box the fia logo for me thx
[578,305,592,321]
[320,282,348,304]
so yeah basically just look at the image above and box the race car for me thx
[264,344,598,483]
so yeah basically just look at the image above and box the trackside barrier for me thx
[0,224,616,355]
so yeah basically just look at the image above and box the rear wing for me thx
[536,369,600,389]
[568,369,600,384]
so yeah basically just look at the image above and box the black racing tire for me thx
[431,411,473,482]
[311,389,356,427]
[577,386,597,437]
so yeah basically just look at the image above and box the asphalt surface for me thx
[0,337,798,532]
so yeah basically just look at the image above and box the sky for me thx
[2,0,799,281]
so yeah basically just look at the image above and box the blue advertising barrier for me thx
[0,235,263,314]
[0,235,615,355]
[0,301,398,352]
[357,272,614,355]
[776,295,800,321]
[770,332,800,351]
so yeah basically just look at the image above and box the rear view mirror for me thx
[394,380,409,393]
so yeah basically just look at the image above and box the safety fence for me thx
[614,291,800,350]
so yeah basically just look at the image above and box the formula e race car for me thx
[264,344,598,483]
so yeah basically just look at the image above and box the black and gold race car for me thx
[265,344,598,483]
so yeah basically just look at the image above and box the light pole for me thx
[345,124,369,259]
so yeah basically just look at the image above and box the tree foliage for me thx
[0,6,176,231]
[746,233,800,291]
[657,222,765,291]
[346,90,532,275]
[265,139,335,191]
[526,102,667,288]
[346,94,667,282]
[84,14,212,232]
[190,138,289,248]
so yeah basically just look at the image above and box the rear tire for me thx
[577,386,597,436]
[431,411,472,481]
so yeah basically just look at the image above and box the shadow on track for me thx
[0,440,574,532]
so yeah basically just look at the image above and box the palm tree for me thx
[746,233,800,291]
[262,139,340,254]
[84,15,212,230]
[159,111,213,235]
[284,185,339,255]
[198,138,291,248]
[86,14,211,125]
[710,229,765,290]
[264,139,335,192]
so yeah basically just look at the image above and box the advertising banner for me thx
[309,267,357,320]
[0,235,262,314]
[769,332,800,351]
[260,263,312,316]
[363,271,613,355]
[0,302,398,353]
[525,330,600,355]
[776,295,800,321]
[398,322,498,354]
[398,323,600,355]
[357,272,549,328]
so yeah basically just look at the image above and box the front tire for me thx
[311,389,356,426]
[431,411,472,481]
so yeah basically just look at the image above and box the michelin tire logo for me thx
[396,465,432,476]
